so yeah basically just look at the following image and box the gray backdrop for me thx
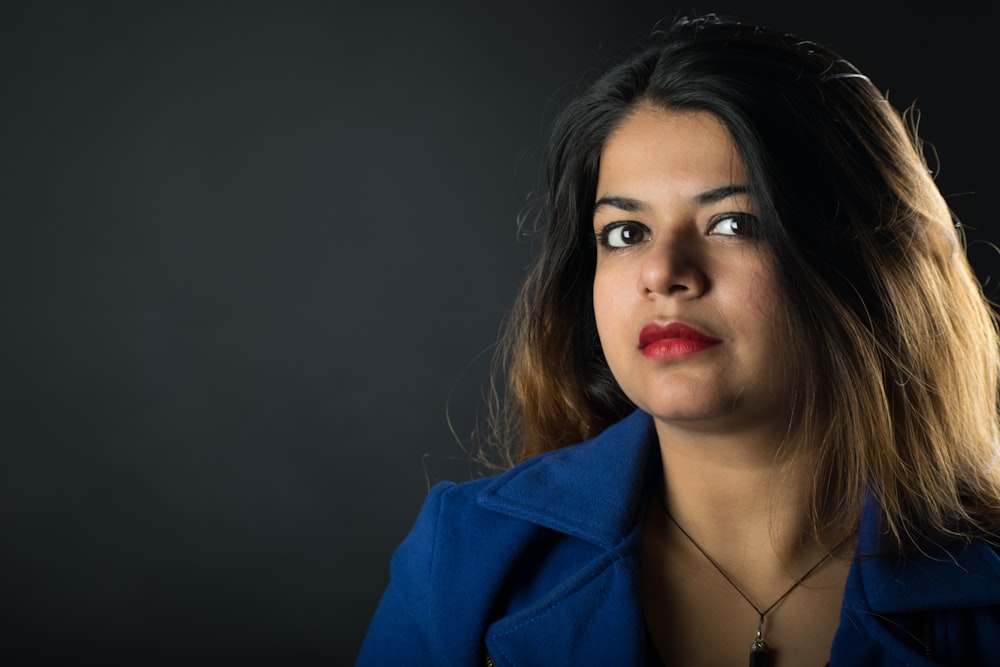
[2,1,996,664]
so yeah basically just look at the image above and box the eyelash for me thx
[593,213,757,251]
[593,221,650,251]
[708,212,756,237]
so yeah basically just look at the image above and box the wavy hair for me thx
[488,16,1000,552]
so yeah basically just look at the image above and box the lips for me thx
[638,322,721,360]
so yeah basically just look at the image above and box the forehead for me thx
[597,106,746,200]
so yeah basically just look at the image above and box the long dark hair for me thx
[489,16,1000,552]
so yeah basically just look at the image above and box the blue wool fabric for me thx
[358,410,1000,666]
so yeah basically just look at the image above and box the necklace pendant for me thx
[749,639,769,667]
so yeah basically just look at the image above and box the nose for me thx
[639,235,708,298]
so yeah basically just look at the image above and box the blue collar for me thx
[477,409,1000,611]
[855,500,1000,612]
[477,410,657,549]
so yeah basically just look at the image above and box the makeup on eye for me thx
[705,212,757,237]
[594,210,758,250]
[595,221,651,250]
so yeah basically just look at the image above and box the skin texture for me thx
[592,105,789,441]
[593,105,849,666]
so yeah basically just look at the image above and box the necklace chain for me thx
[656,492,835,642]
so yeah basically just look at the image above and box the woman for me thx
[358,16,1000,666]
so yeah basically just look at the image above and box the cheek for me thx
[592,269,630,358]
[727,255,782,323]
[737,265,794,375]
[735,280,775,327]
[752,270,784,329]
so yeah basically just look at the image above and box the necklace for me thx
[656,494,836,667]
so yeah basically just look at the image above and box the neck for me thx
[652,419,821,582]
[642,419,853,667]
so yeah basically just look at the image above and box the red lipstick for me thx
[638,322,721,360]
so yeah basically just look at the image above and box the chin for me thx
[633,397,727,425]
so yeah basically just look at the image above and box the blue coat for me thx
[358,410,1000,665]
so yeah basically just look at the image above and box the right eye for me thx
[597,221,650,249]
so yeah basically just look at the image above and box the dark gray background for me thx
[1,1,996,664]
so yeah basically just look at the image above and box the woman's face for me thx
[592,105,792,437]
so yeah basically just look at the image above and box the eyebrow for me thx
[696,184,750,205]
[593,195,647,213]
[593,184,750,213]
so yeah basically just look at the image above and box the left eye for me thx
[599,221,650,249]
[707,213,755,236]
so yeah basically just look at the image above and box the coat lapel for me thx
[831,499,1000,665]
[477,411,657,665]
[473,410,1000,665]
[855,501,1000,614]
[484,523,647,665]
[477,410,657,549]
